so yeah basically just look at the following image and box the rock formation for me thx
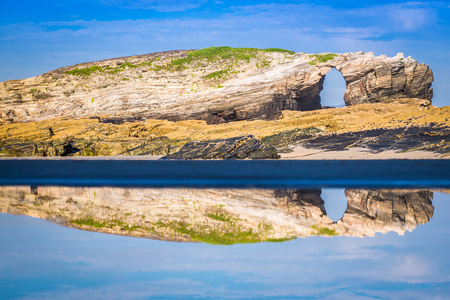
[1,99,448,157]
[162,135,280,159]
[0,47,433,125]
[0,186,434,243]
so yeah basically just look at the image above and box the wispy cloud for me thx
[94,0,208,11]
[0,0,449,98]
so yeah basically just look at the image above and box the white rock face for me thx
[0,50,433,124]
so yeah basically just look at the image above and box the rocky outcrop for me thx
[1,100,448,157]
[0,186,434,243]
[162,135,280,159]
[329,52,433,105]
[0,48,433,125]
[279,126,450,154]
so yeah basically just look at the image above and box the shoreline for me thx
[278,146,446,160]
[0,147,447,160]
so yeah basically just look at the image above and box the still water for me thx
[1,186,449,299]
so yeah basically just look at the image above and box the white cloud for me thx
[346,2,438,32]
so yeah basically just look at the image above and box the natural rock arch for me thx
[318,68,347,108]
[244,52,433,124]
[0,50,434,124]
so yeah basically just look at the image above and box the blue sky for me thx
[1,0,449,106]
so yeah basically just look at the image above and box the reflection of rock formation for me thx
[338,189,434,236]
[0,187,433,243]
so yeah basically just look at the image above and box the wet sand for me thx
[279,146,446,160]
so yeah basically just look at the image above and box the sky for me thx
[0,0,449,106]
[1,190,450,299]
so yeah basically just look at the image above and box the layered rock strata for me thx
[0,186,434,243]
[0,100,448,157]
[0,48,433,124]
[162,135,280,159]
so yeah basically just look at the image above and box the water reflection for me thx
[0,187,433,243]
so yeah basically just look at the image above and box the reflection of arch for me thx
[319,68,347,108]
[335,189,434,236]
[275,188,435,236]
[320,189,348,222]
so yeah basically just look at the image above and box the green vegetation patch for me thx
[63,47,295,78]
[308,53,338,65]
[64,65,104,77]
[203,69,229,80]
[167,46,295,72]
[64,62,139,78]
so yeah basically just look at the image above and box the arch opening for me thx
[320,68,347,108]
[321,188,348,223]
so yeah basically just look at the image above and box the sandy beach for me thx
[279,146,446,160]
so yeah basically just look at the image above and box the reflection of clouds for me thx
[19,279,208,300]
[2,192,450,299]
[390,255,430,280]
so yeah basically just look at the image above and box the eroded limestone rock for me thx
[0,49,433,125]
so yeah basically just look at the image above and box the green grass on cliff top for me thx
[167,46,295,71]
[308,53,337,65]
[64,46,296,76]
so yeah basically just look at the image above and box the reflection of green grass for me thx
[310,225,338,236]
[69,217,106,229]
[69,218,144,232]
[164,220,296,245]
[266,237,297,242]
[69,212,297,245]
[168,221,264,245]
[207,212,233,223]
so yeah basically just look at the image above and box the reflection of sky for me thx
[1,191,449,299]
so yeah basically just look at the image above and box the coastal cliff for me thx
[0,47,446,158]
[0,47,433,124]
